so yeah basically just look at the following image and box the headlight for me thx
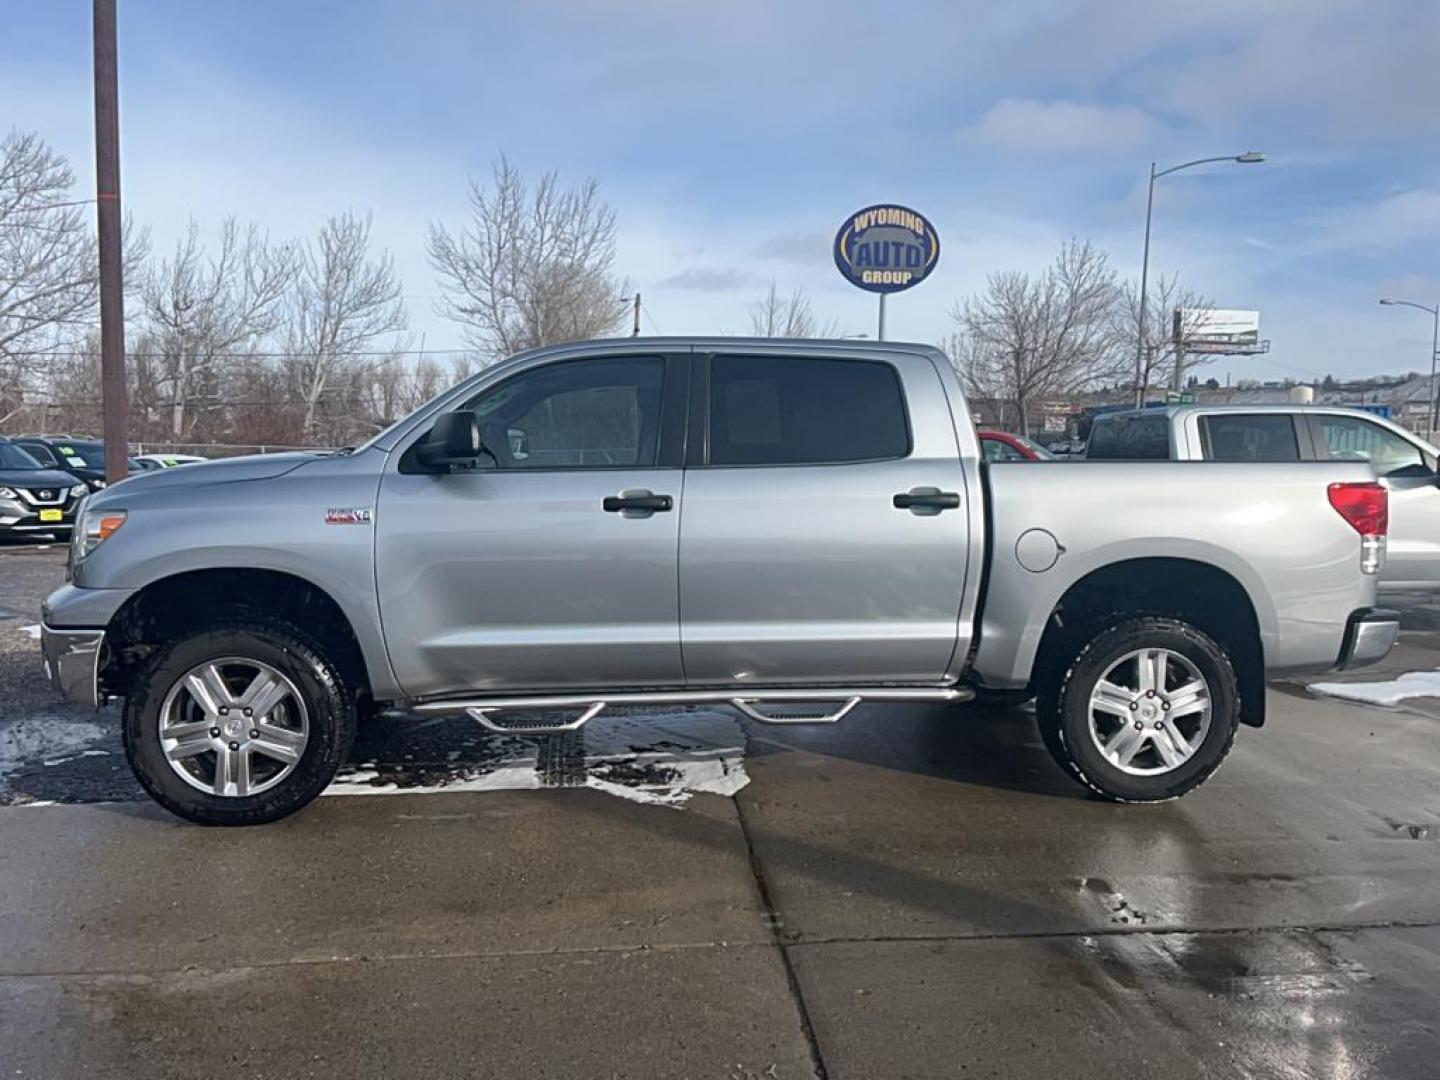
[72,504,126,560]
[0,486,15,499]
[69,483,87,498]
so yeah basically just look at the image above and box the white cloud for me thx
[1315,189,1440,253]
[972,98,1158,152]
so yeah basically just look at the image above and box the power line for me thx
[9,346,476,359]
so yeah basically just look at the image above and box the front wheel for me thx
[123,617,355,825]
[1036,616,1239,802]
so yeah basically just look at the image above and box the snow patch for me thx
[321,708,748,809]
[1308,669,1440,706]
[324,758,542,796]
[1,716,111,775]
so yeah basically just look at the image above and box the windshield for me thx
[53,441,104,468]
[0,442,44,470]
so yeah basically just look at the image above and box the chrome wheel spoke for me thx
[1138,649,1167,694]
[164,731,213,761]
[1166,680,1208,718]
[161,719,212,741]
[1091,680,1134,718]
[185,664,232,716]
[1105,723,1147,768]
[251,724,303,764]
[1153,723,1190,769]
[239,670,290,721]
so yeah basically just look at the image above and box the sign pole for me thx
[877,294,886,341]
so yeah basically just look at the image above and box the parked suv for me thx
[1086,405,1440,595]
[11,436,111,491]
[0,439,87,539]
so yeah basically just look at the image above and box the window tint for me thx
[708,355,909,466]
[1086,415,1170,460]
[1200,415,1299,462]
[462,356,665,469]
[1317,415,1423,475]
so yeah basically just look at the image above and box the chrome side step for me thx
[415,686,968,736]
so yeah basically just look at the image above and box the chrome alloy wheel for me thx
[1086,648,1211,776]
[157,658,310,797]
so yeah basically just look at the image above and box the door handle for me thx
[893,487,961,512]
[603,491,673,513]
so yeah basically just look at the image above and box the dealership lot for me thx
[3,544,1440,1078]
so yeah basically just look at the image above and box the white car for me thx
[133,453,208,471]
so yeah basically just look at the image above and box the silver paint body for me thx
[1091,404,1440,596]
[41,338,1384,706]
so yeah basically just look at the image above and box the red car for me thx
[978,429,1056,461]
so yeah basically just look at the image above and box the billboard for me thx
[1179,308,1261,354]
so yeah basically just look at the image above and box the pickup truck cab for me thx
[1088,404,1440,595]
[42,340,1399,824]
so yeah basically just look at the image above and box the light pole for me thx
[1380,297,1440,436]
[1133,151,1265,406]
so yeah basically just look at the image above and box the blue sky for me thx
[6,0,1440,380]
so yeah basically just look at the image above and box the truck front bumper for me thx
[1333,608,1400,671]
[41,626,105,708]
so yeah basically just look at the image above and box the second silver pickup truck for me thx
[42,339,1398,824]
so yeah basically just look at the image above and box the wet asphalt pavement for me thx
[3,544,1440,1078]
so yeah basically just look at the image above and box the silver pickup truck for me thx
[41,339,1399,825]
[1088,404,1440,596]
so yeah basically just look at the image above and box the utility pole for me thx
[1171,309,1187,394]
[631,292,641,337]
[93,0,128,482]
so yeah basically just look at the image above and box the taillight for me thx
[1327,481,1388,536]
[1328,481,1387,575]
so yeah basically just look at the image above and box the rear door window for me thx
[1087,416,1171,460]
[708,355,910,466]
[1199,415,1300,461]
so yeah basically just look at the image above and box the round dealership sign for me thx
[833,204,940,294]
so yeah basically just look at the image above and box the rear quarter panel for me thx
[972,460,1380,687]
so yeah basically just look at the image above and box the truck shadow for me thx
[741,699,1088,800]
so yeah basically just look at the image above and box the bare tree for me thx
[285,212,407,439]
[952,239,1121,436]
[0,130,150,425]
[142,219,299,438]
[428,158,626,360]
[0,131,100,413]
[1112,274,1213,399]
[747,282,841,337]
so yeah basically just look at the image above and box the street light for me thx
[1380,297,1440,436]
[1133,151,1266,405]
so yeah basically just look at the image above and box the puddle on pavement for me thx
[2,705,749,810]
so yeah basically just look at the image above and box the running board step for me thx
[416,686,970,735]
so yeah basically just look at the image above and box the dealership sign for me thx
[833,204,940,294]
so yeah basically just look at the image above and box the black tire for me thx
[1036,616,1239,802]
[123,616,355,826]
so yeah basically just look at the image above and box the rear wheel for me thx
[1036,616,1239,802]
[123,617,355,825]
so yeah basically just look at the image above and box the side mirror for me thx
[416,412,482,472]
